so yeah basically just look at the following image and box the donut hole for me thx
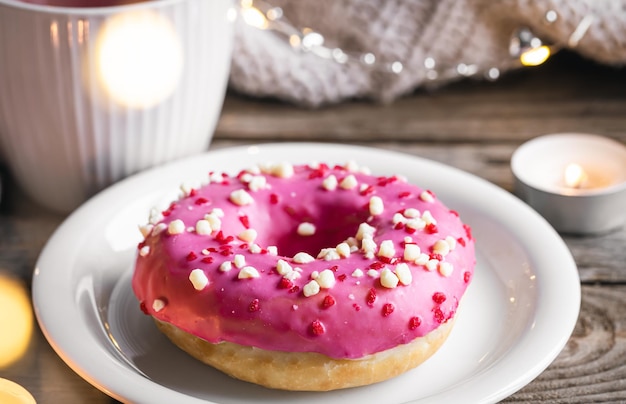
[269,201,370,258]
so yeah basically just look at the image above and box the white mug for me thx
[0,0,234,213]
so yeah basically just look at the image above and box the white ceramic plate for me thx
[33,143,580,404]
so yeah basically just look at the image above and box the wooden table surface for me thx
[1,50,625,403]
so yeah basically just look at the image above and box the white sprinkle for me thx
[272,162,294,178]
[380,268,399,289]
[322,174,338,191]
[421,210,437,225]
[351,268,364,277]
[249,243,262,254]
[139,246,151,257]
[348,293,356,300]
[229,189,254,206]
[219,261,232,272]
[303,280,321,297]
[404,236,414,243]
[139,224,153,238]
[204,213,222,232]
[292,304,299,311]
[445,236,457,250]
[369,196,384,216]
[392,213,407,225]
[310,271,319,279]
[339,174,358,190]
[267,246,278,256]
[420,190,435,202]
[233,254,246,269]
[201,248,211,255]
[210,208,225,218]
[276,259,293,276]
[148,208,163,225]
[189,269,209,290]
[152,223,167,236]
[336,242,351,258]
[344,160,359,172]
[238,228,258,243]
[180,182,198,197]
[426,259,439,272]
[195,219,212,235]
[395,263,413,285]
[152,299,165,312]
[238,266,260,279]
[404,243,421,261]
[316,269,336,289]
[248,175,267,191]
[209,171,225,183]
[367,269,379,278]
[433,239,451,256]
[406,218,426,231]
[439,262,454,277]
[240,172,253,183]
[378,240,395,258]
[361,237,377,259]
[297,222,316,236]
[415,253,430,265]
[293,252,315,264]
[284,270,301,281]
[356,222,376,240]
[404,208,420,218]
[167,219,185,235]
[317,248,341,261]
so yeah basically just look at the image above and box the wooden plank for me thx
[504,285,626,402]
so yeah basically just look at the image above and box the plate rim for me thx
[32,142,581,404]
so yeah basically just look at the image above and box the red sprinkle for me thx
[139,301,149,315]
[366,288,377,306]
[310,320,325,336]
[239,214,250,229]
[464,271,472,283]
[353,303,361,311]
[330,265,339,272]
[398,191,412,198]
[322,295,336,309]
[394,222,405,230]
[369,262,385,270]
[449,209,460,217]
[278,278,293,289]
[239,243,249,249]
[194,197,209,205]
[404,226,417,234]
[359,185,375,196]
[201,257,214,264]
[382,303,394,317]
[433,307,445,324]
[425,223,438,234]
[463,224,473,240]
[409,316,422,330]
[429,253,443,261]
[189,188,198,197]
[248,299,260,312]
[289,285,300,294]
[457,237,466,247]
[432,292,447,304]
[337,274,347,282]
[269,193,280,204]
[186,251,197,261]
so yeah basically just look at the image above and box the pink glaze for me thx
[132,163,475,359]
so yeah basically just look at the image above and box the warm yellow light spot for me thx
[0,275,33,369]
[0,378,36,404]
[520,45,551,66]
[241,5,268,29]
[564,163,588,189]
[95,10,183,109]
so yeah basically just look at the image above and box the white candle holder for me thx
[511,133,626,235]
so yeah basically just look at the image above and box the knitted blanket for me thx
[229,0,626,107]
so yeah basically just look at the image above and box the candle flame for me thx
[95,10,183,109]
[520,45,551,66]
[564,163,588,189]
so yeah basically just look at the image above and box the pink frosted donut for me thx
[132,162,475,391]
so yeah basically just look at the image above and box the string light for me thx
[238,0,595,83]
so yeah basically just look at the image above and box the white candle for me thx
[511,133,626,235]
